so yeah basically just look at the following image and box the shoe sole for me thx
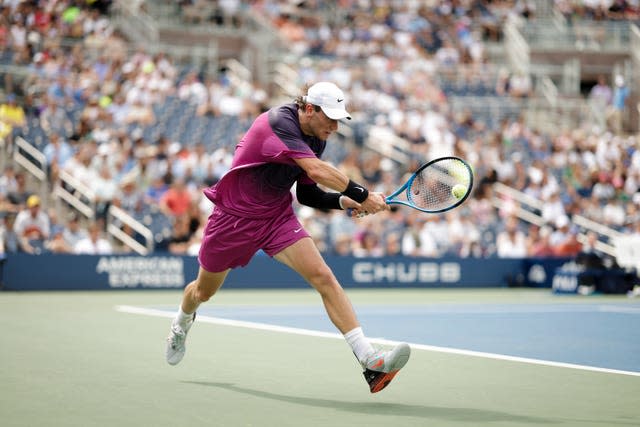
[366,343,411,393]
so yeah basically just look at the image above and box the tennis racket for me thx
[358,156,473,216]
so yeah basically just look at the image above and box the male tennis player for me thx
[165,82,410,393]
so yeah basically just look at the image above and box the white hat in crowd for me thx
[305,82,352,120]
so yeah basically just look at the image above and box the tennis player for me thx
[165,82,410,393]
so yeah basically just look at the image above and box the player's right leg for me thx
[165,267,229,365]
[273,237,410,393]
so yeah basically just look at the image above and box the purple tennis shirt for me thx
[203,103,326,218]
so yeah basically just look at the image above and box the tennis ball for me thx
[451,184,466,199]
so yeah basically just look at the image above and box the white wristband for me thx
[338,195,346,210]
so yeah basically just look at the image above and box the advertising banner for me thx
[1,254,568,291]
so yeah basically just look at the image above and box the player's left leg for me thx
[166,267,229,365]
[274,237,410,393]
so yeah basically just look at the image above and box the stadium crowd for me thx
[0,0,639,260]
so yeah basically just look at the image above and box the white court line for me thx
[115,305,640,378]
[598,305,640,314]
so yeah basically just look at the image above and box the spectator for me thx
[39,98,72,136]
[114,177,144,215]
[508,71,532,98]
[588,74,612,110]
[160,178,193,218]
[7,172,31,208]
[62,214,89,249]
[90,164,119,220]
[74,222,113,254]
[549,215,582,257]
[383,232,402,256]
[0,93,26,140]
[527,225,555,257]
[0,166,18,196]
[145,174,169,205]
[0,213,19,255]
[0,190,18,215]
[332,233,353,256]
[606,74,630,134]
[167,213,194,254]
[352,230,384,257]
[541,191,566,225]
[46,227,73,253]
[602,198,626,228]
[13,194,50,254]
[496,215,528,258]
[42,132,74,181]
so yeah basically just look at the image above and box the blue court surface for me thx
[184,300,640,374]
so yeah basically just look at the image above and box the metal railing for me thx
[13,136,46,182]
[106,205,154,256]
[111,0,159,44]
[491,182,546,227]
[520,19,635,52]
[13,136,48,203]
[504,16,530,75]
[491,182,618,257]
[12,135,157,254]
[53,170,96,220]
[365,126,411,164]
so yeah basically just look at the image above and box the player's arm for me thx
[293,157,388,213]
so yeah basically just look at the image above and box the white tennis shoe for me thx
[361,343,411,393]
[165,313,195,366]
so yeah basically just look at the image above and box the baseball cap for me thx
[305,82,351,120]
[26,194,40,208]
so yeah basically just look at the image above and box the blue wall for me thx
[1,253,570,291]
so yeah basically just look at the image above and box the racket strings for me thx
[408,159,471,211]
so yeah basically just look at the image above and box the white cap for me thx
[305,82,351,120]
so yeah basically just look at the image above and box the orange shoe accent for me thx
[370,358,385,370]
[370,370,399,393]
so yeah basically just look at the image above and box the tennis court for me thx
[1,288,639,427]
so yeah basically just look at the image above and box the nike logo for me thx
[337,98,344,102]
[355,187,364,192]
[294,228,302,233]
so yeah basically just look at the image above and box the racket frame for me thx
[385,156,473,213]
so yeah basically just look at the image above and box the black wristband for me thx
[341,179,369,203]
[296,184,343,210]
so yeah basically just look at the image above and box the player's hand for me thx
[353,192,389,217]
[338,195,361,211]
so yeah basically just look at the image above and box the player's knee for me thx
[308,265,339,292]
[194,282,216,302]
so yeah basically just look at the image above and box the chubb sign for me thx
[352,261,461,284]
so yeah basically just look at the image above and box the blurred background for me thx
[0,0,639,292]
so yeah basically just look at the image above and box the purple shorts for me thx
[198,205,310,273]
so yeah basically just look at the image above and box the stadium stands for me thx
[0,0,638,263]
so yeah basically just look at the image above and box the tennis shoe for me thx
[165,312,195,366]
[362,343,411,393]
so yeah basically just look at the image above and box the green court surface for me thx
[1,289,638,427]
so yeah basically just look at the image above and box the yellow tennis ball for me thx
[452,184,466,199]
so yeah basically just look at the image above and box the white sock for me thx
[175,307,194,327]
[344,327,375,364]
